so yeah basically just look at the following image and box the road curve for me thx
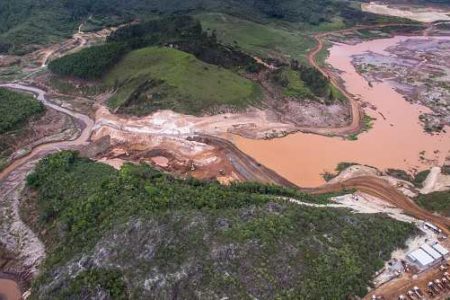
[300,22,426,136]
[2,84,446,237]
[0,84,94,182]
[197,135,450,235]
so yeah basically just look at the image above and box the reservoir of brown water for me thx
[0,279,21,300]
[233,36,450,187]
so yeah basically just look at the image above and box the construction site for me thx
[368,219,450,300]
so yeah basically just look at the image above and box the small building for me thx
[407,249,435,268]
[432,243,449,257]
[421,243,442,260]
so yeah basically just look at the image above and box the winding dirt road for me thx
[0,84,94,182]
[198,135,450,235]
[302,23,426,136]
[0,21,448,299]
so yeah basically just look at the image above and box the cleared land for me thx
[106,47,262,115]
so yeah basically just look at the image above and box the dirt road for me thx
[0,84,94,182]
[197,135,450,234]
[306,176,450,234]
[302,23,426,137]
[0,21,447,299]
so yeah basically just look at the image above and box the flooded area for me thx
[233,36,450,187]
[0,279,21,300]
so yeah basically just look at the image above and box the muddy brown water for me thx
[233,36,450,187]
[0,279,21,300]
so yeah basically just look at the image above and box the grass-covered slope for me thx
[198,13,318,64]
[105,47,262,115]
[415,191,450,217]
[23,151,418,299]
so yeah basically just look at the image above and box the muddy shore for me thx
[233,35,450,187]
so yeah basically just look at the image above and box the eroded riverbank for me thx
[233,35,450,187]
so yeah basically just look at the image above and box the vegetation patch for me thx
[0,88,44,134]
[442,165,450,176]
[414,170,431,187]
[48,43,128,80]
[271,64,341,104]
[24,151,417,299]
[347,133,359,141]
[105,47,262,115]
[0,88,44,170]
[363,114,375,131]
[108,16,260,71]
[0,0,415,55]
[415,191,450,218]
[322,162,358,181]
[198,13,317,64]
[271,67,314,99]
[49,16,261,81]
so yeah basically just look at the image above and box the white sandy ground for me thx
[94,106,295,139]
[286,192,417,223]
[421,167,450,194]
[362,2,450,23]
[0,159,45,275]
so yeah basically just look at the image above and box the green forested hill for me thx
[0,0,403,54]
[23,151,418,299]
[105,47,262,115]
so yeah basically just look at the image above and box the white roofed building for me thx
[421,243,442,260]
[432,243,449,257]
[407,248,435,268]
[407,242,449,271]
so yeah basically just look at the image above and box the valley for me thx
[0,1,450,299]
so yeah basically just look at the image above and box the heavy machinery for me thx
[444,271,450,281]
[442,277,450,289]
[413,286,423,298]
[428,281,440,294]
[434,279,445,291]
[406,290,415,300]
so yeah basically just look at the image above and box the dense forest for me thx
[23,151,417,299]
[0,88,44,134]
[48,43,127,80]
[415,191,450,217]
[0,87,44,169]
[0,0,413,54]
